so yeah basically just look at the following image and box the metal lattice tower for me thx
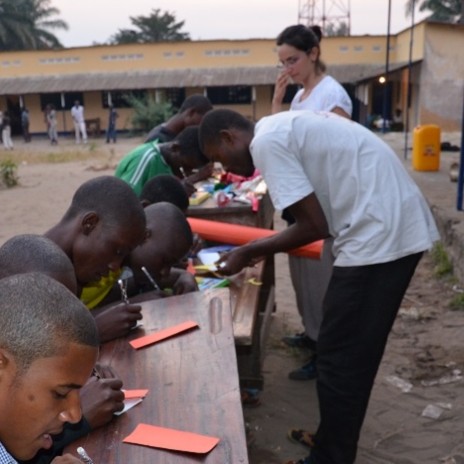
[298,0,351,36]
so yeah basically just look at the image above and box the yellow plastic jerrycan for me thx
[412,124,441,171]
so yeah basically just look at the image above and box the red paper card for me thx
[123,389,149,399]
[129,320,199,349]
[123,423,220,454]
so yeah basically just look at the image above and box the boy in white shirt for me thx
[198,108,439,464]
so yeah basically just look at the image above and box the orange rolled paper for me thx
[187,217,322,260]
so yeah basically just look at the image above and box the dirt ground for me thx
[1,132,464,464]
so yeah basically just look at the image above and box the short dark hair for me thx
[179,94,213,115]
[140,175,189,212]
[198,109,254,151]
[0,273,99,373]
[277,24,325,73]
[144,202,193,248]
[62,176,146,231]
[176,125,209,166]
[0,234,75,288]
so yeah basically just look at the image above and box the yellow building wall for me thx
[0,33,426,80]
[418,23,464,130]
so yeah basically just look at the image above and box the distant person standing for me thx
[71,100,87,144]
[46,104,58,145]
[106,104,118,143]
[0,110,3,144]
[21,107,31,142]
[2,111,13,150]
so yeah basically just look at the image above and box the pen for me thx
[118,278,129,304]
[141,266,159,290]
[77,446,94,464]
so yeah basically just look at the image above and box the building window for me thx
[102,89,148,108]
[270,84,300,104]
[164,88,186,109]
[40,92,84,111]
[354,46,363,52]
[204,48,250,57]
[101,54,143,61]
[39,57,79,65]
[206,86,252,105]
[339,46,349,53]
[372,45,382,52]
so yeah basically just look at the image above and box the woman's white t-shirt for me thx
[290,75,353,116]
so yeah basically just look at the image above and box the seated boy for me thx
[0,234,77,293]
[115,125,213,196]
[83,202,197,314]
[45,176,147,344]
[0,234,124,464]
[139,174,203,262]
[139,174,189,212]
[144,94,212,144]
[0,272,99,464]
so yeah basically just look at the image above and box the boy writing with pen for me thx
[0,273,99,464]
[115,125,213,197]
[83,202,196,318]
[0,234,125,464]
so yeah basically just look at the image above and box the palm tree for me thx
[405,0,464,24]
[23,0,69,49]
[0,0,67,50]
[109,8,190,44]
[0,0,31,50]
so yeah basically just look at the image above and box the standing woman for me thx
[271,25,352,464]
[272,25,352,117]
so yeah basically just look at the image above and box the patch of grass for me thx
[430,242,453,278]
[0,148,108,165]
[449,293,464,311]
[0,159,19,187]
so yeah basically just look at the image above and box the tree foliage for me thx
[124,93,175,134]
[109,8,190,44]
[325,21,350,37]
[405,0,464,24]
[0,0,67,50]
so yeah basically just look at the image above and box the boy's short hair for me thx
[0,273,98,373]
[198,109,253,151]
[140,175,189,212]
[62,176,146,230]
[174,126,209,165]
[0,234,75,290]
[179,94,213,115]
[176,125,209,166]
[145,202,193,246]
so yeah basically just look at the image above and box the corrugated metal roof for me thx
[0,63,416,95]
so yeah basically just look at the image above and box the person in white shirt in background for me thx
[2,111,13,150]
[271,24,353,386]
[70,100,87,144]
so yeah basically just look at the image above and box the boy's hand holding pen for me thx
[93,301,143,343]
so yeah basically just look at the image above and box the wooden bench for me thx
[67,289,248,463]
[188,192,275,389]
[84,117,101,137]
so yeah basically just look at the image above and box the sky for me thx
[55,0,430,48]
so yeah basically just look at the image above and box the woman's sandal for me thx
[287,428,315,448]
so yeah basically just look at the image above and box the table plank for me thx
[69,289,248,464]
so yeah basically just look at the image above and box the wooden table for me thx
[188,192,275,389]
[188,191,274,229]
[69,289,248,464]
